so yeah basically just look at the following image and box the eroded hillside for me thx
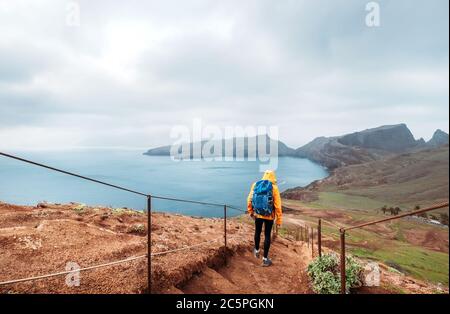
[283,146,449,209]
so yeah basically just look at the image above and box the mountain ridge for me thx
[282,145,449,212]
[144,124,449,170]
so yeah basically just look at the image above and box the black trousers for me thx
[254,218,274,258]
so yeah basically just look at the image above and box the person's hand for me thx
[250,212,255,220]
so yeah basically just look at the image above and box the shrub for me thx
[307,253,363,294]
[73,203,86,213]
[418,212,428,219]
[130,224,146,234]
[440,213,449,226]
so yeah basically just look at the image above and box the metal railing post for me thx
[311,228,314,257]
[307,227,309,247]
[340,230,346,294]
[224,205,227,250]
[147,195,152,294]
[318,219,322,258]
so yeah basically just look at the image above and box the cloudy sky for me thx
[0,0,448,150]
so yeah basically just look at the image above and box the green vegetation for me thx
[319,147,449,210]
[130,223,146,234]
[112,207,138,215]
[277,226,290,237]
[72,203,87,213]
[308,192,388,211]
[307,253,363,294]
[342,223,449,285]
[351,244,449,285]
[282,146,449,289]
[440,213,449,226]
[282,198,449,286]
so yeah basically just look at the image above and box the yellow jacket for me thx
[247,170,282,225]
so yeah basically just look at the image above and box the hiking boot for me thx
[262,258,272,267]
[253,248,260,259]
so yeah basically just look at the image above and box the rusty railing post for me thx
[340,230,346,294]
[224,205,227,250]
[318,219,322,257]
[306,227,309,247]
[311,228,314,257]
[305,226,308,244]
[147,195,152,294]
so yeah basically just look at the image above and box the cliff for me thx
[295,124,427,169]
[426,129,449,148]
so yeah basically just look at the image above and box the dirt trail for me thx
[181,237,313,294]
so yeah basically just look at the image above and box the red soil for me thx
[1,201,446,294]
[0,201,311,294]
[403,229,449,253]
[0,201,252,293]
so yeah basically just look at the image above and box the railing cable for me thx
[0,236,240,286]
[227,205,247,213]
[151,195,224,207]
[0,152,148,197]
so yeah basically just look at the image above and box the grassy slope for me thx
[317,146,449,210]
[281,147,449,287]
[307,191,388,211]
[281,199,449,286]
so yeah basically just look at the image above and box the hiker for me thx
[247,170,282,267]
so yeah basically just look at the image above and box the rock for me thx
[337,124,420,153]
[362,262,380,287]
[426,129,449,148]
[295,124,425,169]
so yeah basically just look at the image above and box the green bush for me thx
[130,224,146,234]
[307,253,363,294]
[72,203,86,213]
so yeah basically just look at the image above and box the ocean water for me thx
[0,150,328,217]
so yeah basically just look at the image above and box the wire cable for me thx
[0,152,148,197]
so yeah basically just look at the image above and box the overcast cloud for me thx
[0,0,448,150]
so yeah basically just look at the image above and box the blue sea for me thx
[0,150,328,217]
